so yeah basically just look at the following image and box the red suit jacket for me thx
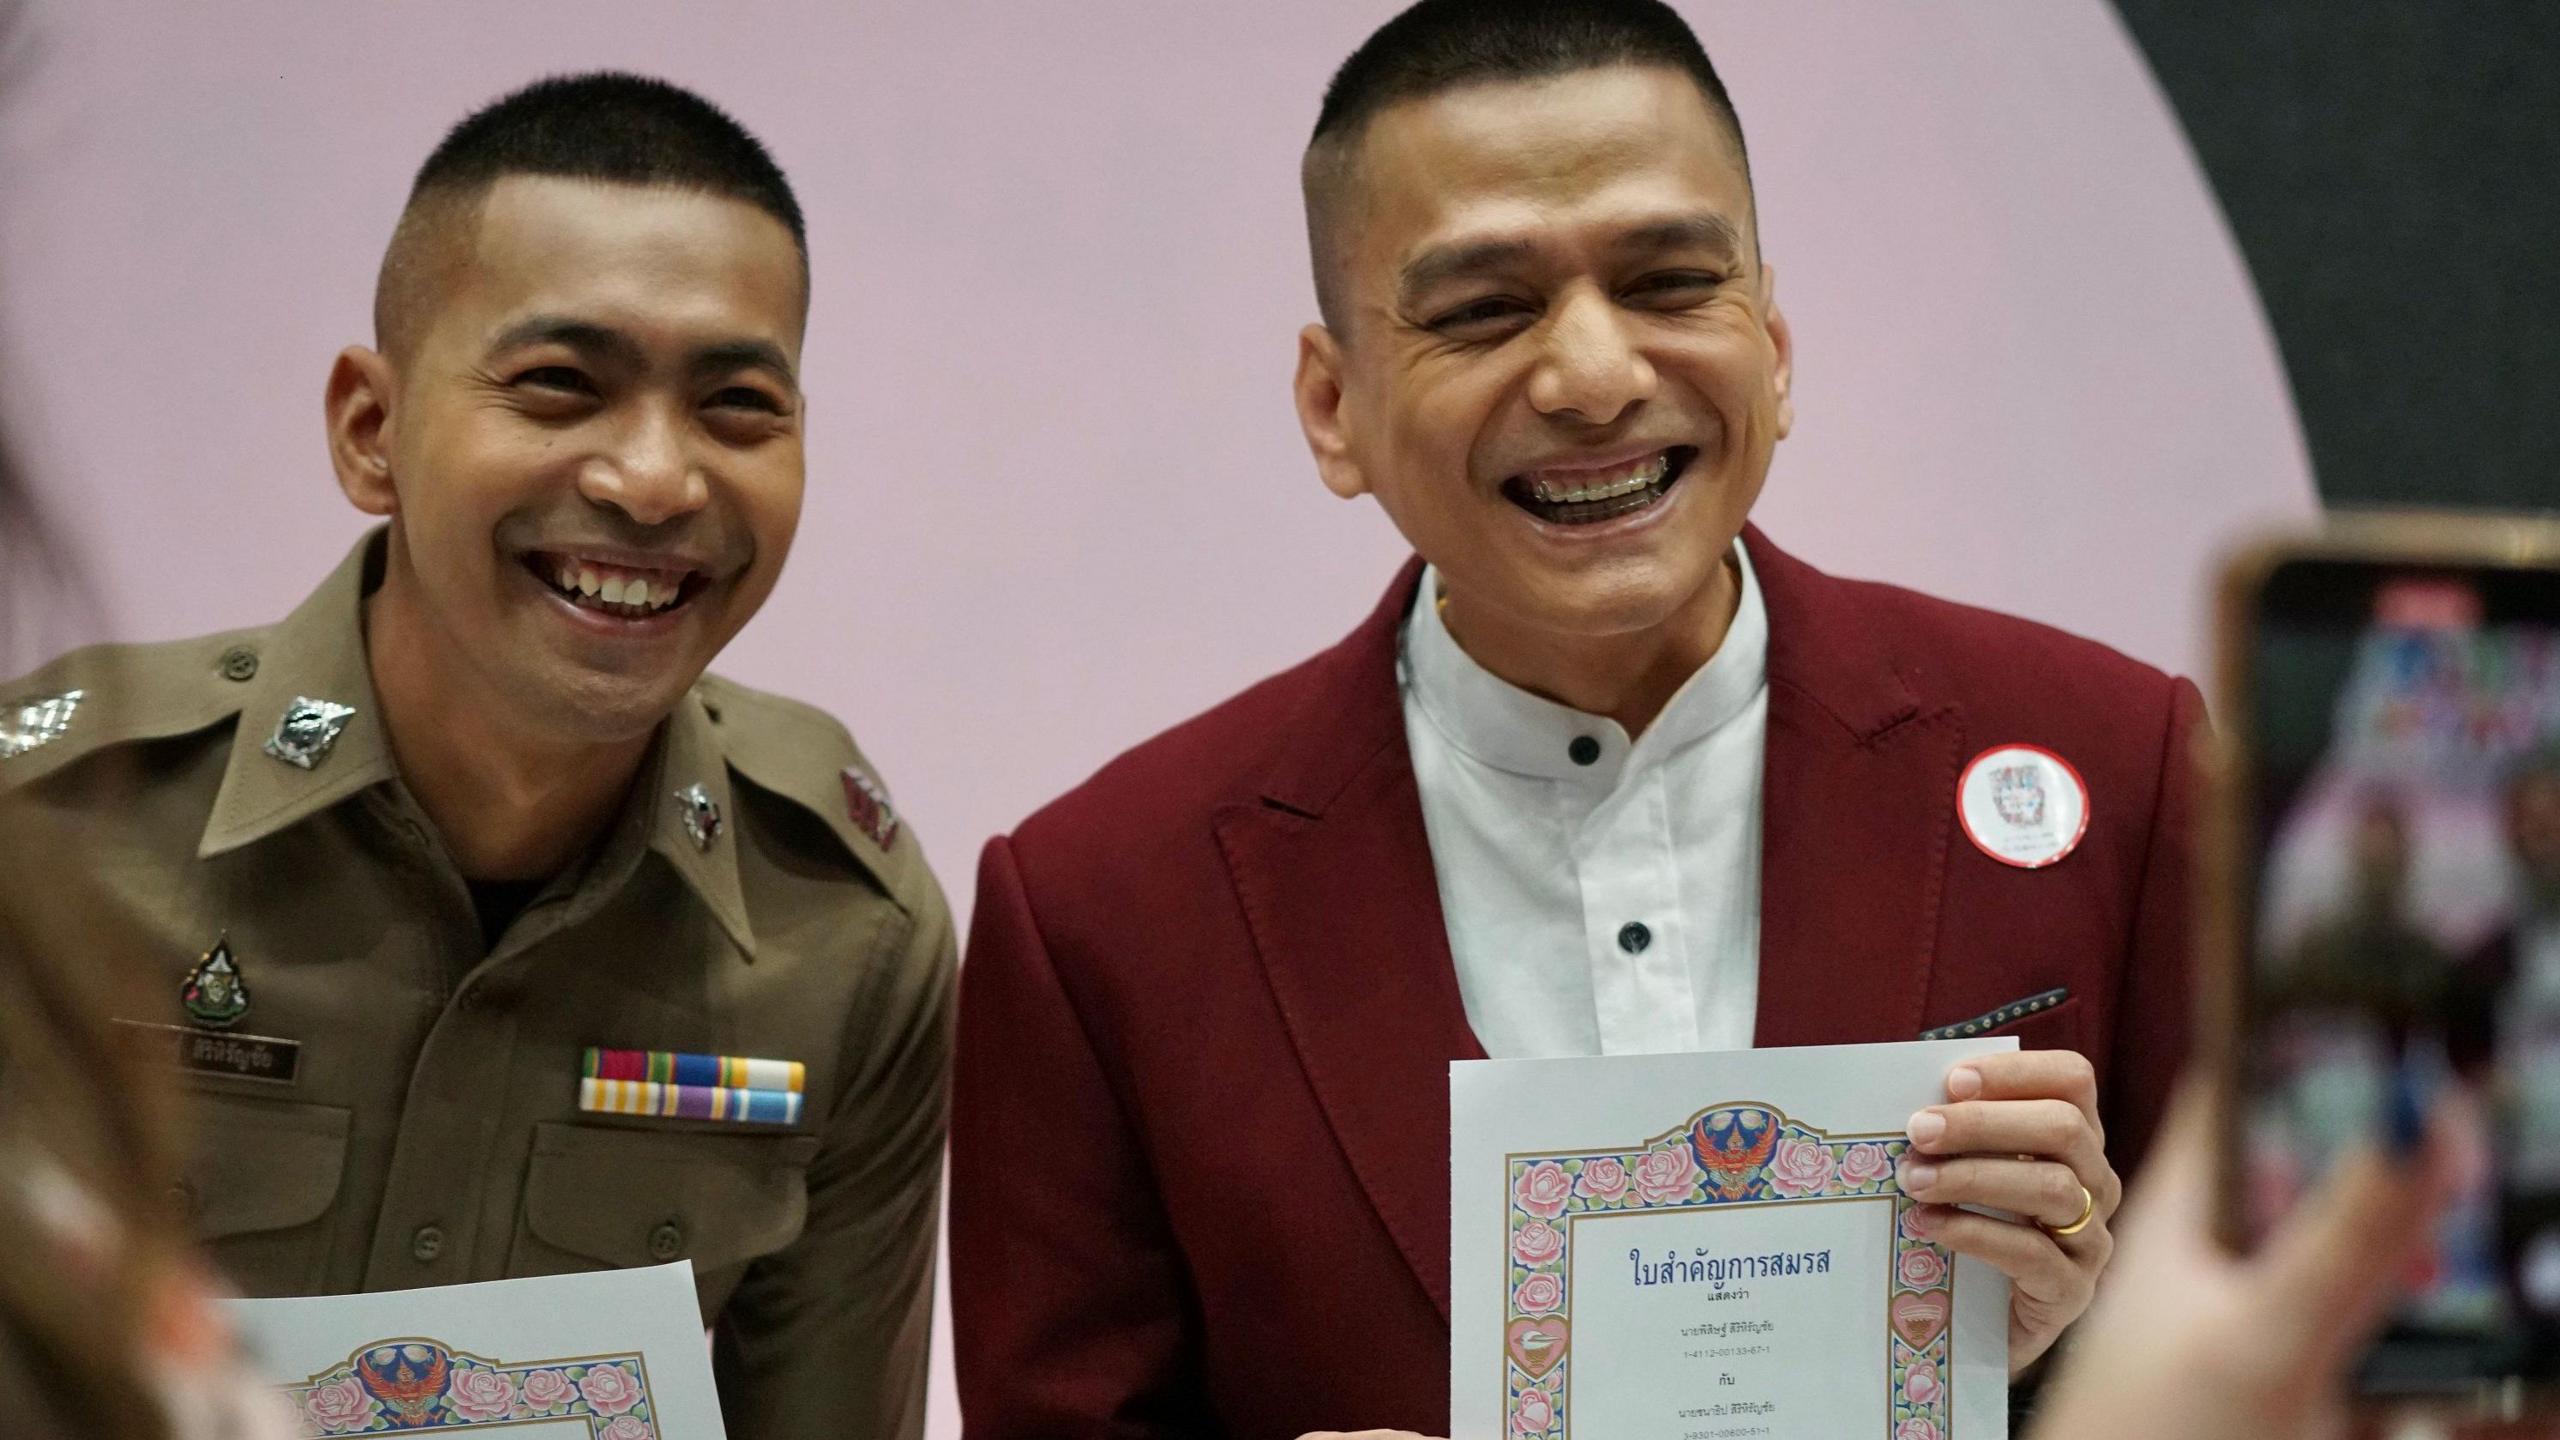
[952,528,2204,1439]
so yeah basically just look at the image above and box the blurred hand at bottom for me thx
[2029,1080,2527,1440]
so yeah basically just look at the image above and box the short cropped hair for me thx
[1303,0,1749,333]
[374,71,805,356]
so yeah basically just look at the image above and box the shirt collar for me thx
[624,687,757,959]
[198,528,757,957]
[1400,539,1768,784]
[199,531,399,858]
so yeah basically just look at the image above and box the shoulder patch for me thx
[0,628,266,790]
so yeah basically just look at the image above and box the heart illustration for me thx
[1890,1288,1951,1351]
[1506,1316,1569,1379]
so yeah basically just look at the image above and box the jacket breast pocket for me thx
[181,1092,351,1297]
[510,1122,821,1313]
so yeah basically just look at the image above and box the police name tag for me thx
[113,1019,303,1086]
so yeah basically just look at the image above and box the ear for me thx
[326,346,400,516]
[1293,323,1370,501]
[1762,264,1795,442]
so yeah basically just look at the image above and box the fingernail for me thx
[1945,1067,1982,1101]
[1905,1205,1940,1235]
[1907,1111,1946,1148]
[1901,1161,1939,1194]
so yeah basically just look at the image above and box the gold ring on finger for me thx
[2044,1182,2095,1237]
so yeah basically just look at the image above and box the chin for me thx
[535,670,693,745]
[1510,557,1724,639]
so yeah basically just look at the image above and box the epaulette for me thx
[0,626,271,792]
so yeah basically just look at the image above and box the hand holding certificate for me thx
[1452,1041,2020,1440]
[1896,1048,2123,1374]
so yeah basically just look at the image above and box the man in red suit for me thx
[952,2,2202,1435]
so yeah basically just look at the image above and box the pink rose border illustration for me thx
[276,1336,658,1436]
[1501,1101,1955,1440]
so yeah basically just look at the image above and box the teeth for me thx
[543,555,688,612]
[1525,452,1672,505]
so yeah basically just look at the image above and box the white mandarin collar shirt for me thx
[1400,543,1769,1059]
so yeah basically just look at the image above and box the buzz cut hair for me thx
[374,71,806,357]
[1302,0,1750,333]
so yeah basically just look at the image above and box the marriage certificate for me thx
[1452,1040,2014,1440]
[225,1262,724,1438]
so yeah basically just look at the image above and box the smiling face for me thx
[333,175,808,744]
[1296,65,1790,649]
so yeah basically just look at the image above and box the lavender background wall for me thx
[0,3,2312,1432]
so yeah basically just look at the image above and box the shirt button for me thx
[648,1221,686,1261]
[410,1225,445,1263]
[217,646,259,682]
[1568,736,1602,766]
[1618,921,1653,954]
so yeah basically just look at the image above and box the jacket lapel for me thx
[1746,528,1967,1047]
[1213,533,1969,1317]
[1214,558,1481,1319]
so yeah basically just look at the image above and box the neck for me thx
[1439,552,1742,738]
[363,565,651,883]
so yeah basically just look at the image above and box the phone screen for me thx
[2244,556,2560,1389]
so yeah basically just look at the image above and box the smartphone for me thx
[2214,512,2560,1402]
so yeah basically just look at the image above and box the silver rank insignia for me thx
[0,689,83,760]
[181,935,251,1030]
[264,696,356,770]
[677,783,723,850]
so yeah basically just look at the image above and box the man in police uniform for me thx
[0,74,950,1438]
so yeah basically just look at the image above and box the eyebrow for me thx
[1395,239,1537,307]
[1616,212,1745,263]
[486,316,797,386]
[1395,210,1749,307]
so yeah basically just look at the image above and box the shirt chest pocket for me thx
[509,1122,821,1310]
[182,1093,352,1297]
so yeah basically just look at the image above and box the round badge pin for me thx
[1957,744,2089,869]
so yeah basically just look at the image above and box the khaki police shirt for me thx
[0,532,954,1440]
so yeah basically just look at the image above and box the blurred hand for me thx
[2029,1080,2488,1440]
[1899,1049,2120,1373]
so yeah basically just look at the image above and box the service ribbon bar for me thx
[578,1076,804,1126]
[584,1046,805,1095]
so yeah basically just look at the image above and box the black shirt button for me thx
[1568,736,1602,766]
[648,1221,686,1261]
[1617,921,1652,954]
